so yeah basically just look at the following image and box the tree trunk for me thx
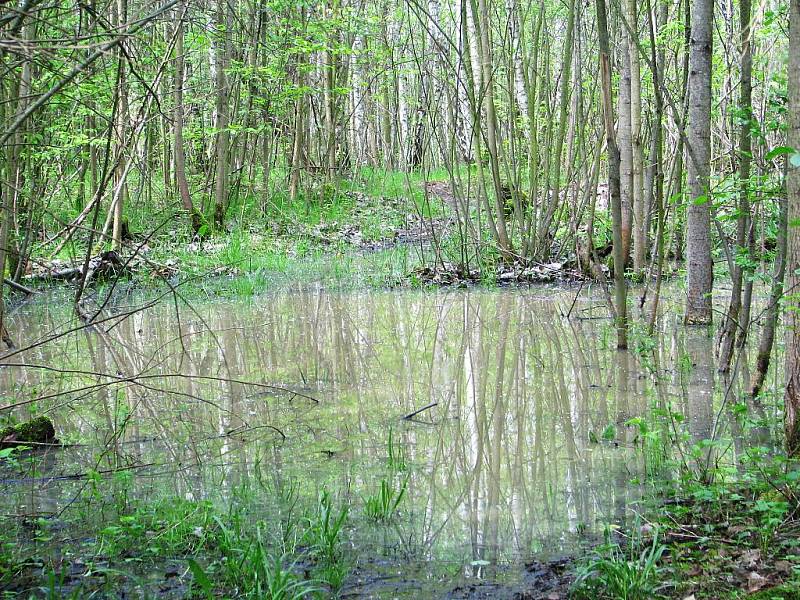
[626,0,645,275]
[684,0,714,325]
[750,174,786,398]
[174,1,202,236]
[537,0,575,259]
[618,49,633,264]
[112,0,129,251]
[212,0,230,228]
[596,0,626,349]
[718,0,752,371]
[783,0,800,456]
[472,0,512,254]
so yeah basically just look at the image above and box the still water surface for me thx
[0,286,777,595]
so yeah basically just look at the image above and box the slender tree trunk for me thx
[626,0,645,275]
[174,1,202,235]
[596,0,626,349]
[324,2,337,176]
[112,0,129,251]
[289,7,307,203]
[472,0,512,254]
[750,176,786,398]
[783,0,800,456]
[718,0,752,371]
[684,0,714,325]
[212,0,230,227]
[646,0,666,333]
[537,0,575,259]
[0,78,12,349]
[618,49,633,264]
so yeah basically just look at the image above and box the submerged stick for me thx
[402,402,438,420]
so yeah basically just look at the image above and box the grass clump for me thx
[573,528,667,600]
[364,477,408,523]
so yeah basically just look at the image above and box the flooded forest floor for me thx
[1,182,799,598]
[1,282,799,599]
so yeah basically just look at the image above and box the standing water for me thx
[0,286,778,597]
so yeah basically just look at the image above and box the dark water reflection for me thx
[0,286,783,592]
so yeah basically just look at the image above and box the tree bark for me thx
[784,0,800,456]
[618,48,633,264]
[749,175,786,398]
[626,0,645,275]
[174,1,202,235]
[718,0,752,371]
[112,0,129,251]
[212,0,231,227]
[596,0,626,349]
[684,0,714,325]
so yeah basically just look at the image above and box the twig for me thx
[402,402,438,420]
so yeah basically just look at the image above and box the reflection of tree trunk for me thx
[613,351,632,521]
[484,299,511,561]
[552,323,584,530]
[685,329,715,477]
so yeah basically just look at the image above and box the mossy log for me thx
[0,416,57,448]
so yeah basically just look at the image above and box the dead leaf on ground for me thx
[747,571,768,593]
[739,549,761,568]
[775,560,793,574]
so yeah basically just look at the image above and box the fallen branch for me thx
[24,250,127,284]
[3,278,34,295]
[402,402,438,420]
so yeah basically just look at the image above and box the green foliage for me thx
[97,497,215,559]
[386,426,407,471]
[364,476,408,522]
[573,529,667,600]
[206,520,320,599]
[304,489,349,564]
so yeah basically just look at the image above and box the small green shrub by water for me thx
[572,528,667,600]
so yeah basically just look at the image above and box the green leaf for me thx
[692,195,710,205]
[602,424,616,441]
[765,146,795,161]
[187,559,214,600]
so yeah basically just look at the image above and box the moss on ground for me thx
[0,416,56,447]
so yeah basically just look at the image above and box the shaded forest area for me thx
[2,0,800,597]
